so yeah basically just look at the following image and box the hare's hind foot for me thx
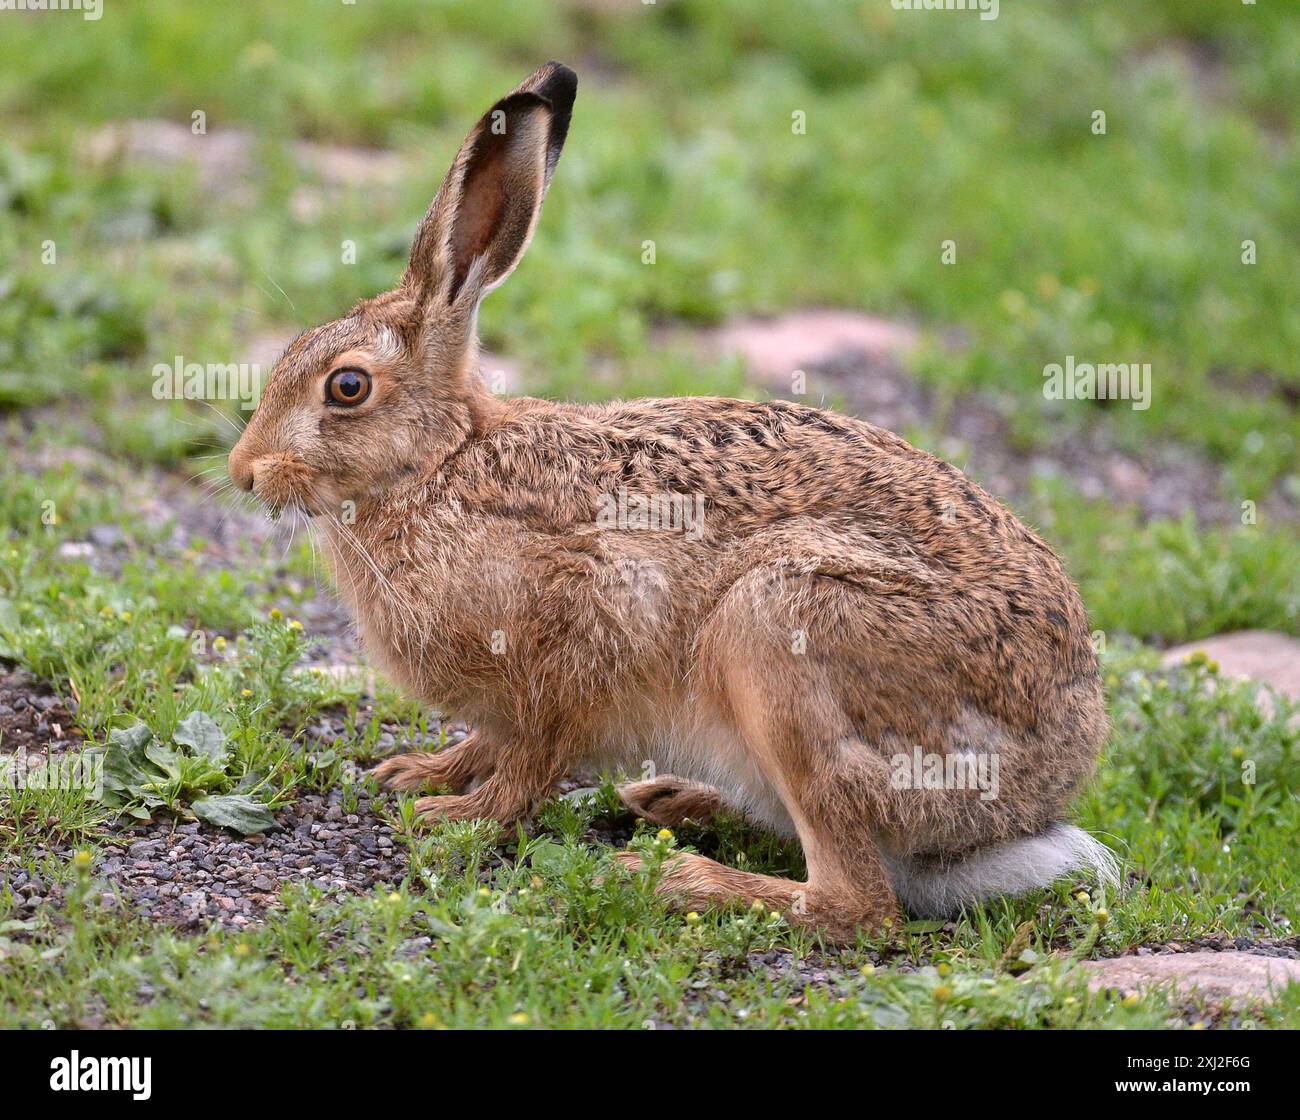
[618,775,722,827]
[370,731,492,793]
[613,850,896,944]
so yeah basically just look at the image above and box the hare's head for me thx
[228,62,576,516]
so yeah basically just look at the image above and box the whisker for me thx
[259,270,297,313]
[326,517,426,677]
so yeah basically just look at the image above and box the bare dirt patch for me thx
[0,669,81,755]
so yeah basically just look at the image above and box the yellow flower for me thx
[241,688,253,698]
[656,828,674,842]
[388,891,401,902]
[234,943,251,956]
[508,1011,530,1027]
[1095,908,1109,925]
[238,41,278,71]
[860,964,875,977]
[417,1012,439,1029]
[1122,992,1140,1007]
[269,608,282,621]
[213,636,227,653]
[1231,746,1244,760]
[936,962,951,976]
[289,620,303,631]
[1075,891,1090,903]
[933,984,952,1003]
[685,911,701,924]
[119,611,132,622]
[72,849,92,869]
[477,886,491,898]
[750,899,765,912]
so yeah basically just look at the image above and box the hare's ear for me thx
[404,61,576,309]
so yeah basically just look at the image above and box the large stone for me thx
[1162,631,1300,703]
[698,310,918,386]
[1081,951,1300,1008]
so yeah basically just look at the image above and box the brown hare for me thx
[228,61,1115,941]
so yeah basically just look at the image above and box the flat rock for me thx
[698,310,918,386]
[1162,631,1300,702]
[1081,951,1300,1007]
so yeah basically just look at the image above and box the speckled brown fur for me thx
[229,63,1109,942]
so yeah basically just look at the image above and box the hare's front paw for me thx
[618,776,722,827]
[412,773,535,830]
[372,754,441,790]
[371,733,493,793]
[413,793,493,824]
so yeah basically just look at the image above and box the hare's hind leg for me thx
[618,776,723,826]
[620,569,901,942]
[715,645,901,942]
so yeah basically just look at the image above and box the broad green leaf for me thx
[101,722,157,795]
[192,794,275,835]
[901,919,948,934]
[144,740,184,782]
[528,840,569,874]
[173,710,227,764]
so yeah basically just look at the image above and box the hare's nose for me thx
[228,450,256,492]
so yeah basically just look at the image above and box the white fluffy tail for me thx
[889,823,1119,919]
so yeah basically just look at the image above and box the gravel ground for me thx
[5,788,405,930]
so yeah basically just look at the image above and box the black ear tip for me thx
[535,61,578,114]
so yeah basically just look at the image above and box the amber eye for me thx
[326,368,371,406]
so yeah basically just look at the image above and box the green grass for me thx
[1,0,1298,1029]
[1022,480,1299,643]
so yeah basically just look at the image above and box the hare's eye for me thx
[326,368,371,406]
